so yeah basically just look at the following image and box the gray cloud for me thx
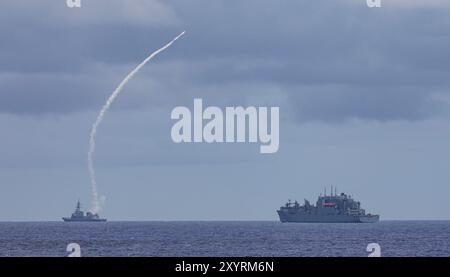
[0,0,449,122]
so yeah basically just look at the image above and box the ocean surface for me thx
[0,221,449,257]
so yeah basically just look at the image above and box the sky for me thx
[1,0,450,220]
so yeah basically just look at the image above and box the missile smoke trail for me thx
[88,31,186,213]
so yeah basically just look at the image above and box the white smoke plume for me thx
[87,31,186,214]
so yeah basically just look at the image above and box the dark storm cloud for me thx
[0,0,449,121]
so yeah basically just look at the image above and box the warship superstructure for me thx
[277,187,379,223]
[62,200,106,222]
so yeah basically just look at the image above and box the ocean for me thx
[0,221,449,257]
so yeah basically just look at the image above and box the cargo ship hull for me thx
[277,211,379,223]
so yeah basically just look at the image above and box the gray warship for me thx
[62,200,106,222]
[277,187,379,223]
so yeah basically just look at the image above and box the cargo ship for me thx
[277,187,379,223]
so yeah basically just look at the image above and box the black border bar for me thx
[1,257,450,275]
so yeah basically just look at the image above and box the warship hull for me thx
[277,211,379,223]
[62,217,107,222]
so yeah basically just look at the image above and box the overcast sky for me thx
[1,0,450,220]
